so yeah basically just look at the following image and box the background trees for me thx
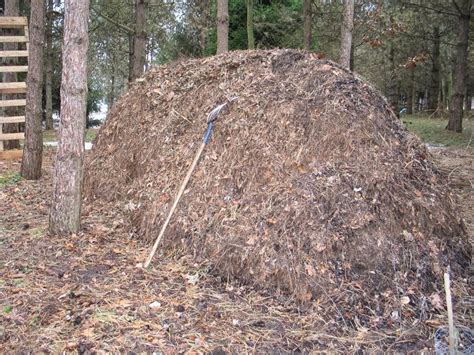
[28,0,469,135]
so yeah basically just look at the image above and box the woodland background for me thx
[3,0,473,127]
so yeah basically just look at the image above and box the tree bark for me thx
[387,44,400,117]
[2,0,20,150]
[44,0,54,130]
[216,0,229,54]
[303,0,312,51]
[128,33,134,83]
[49,0,90,235]
[339,0,354,69]
[130,0,147,82]
[447,0,471,132]
[108,52,116,109]
[407,67,415,115]
[21,0,45,180]
[246,0,254,49]
[428,26,440,111]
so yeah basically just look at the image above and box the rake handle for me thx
[144,141,207,268]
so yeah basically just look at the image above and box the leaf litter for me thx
[0,50,472,352]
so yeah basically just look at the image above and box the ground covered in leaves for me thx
[0,147,472,353]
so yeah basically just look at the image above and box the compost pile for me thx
[85,50,470,324]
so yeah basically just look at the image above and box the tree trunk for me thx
[387,44,400,117]
[21,0,45,180]
[128,33,134,83]
[44,0,54,130]
[130,0,147,82]
[246,0,254,49]
[303,0,312,51]
[428,26,440,111]
[447,0,471,132]
[108,53,116,109]
[216,0,229,54]
[464,75,470,110]
[2,0,20,150]
[49,0,90,235]
[407,67,415,115]
[339,0,354,69]
[350,41,354,71]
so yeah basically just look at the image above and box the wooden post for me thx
[444,269,456,355]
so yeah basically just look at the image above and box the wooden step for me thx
[0,66,28,73]
[0,99,26,107]
[0,132,24,140]
[0,50,29,58]
[0,17,28,28]
[0,82,26,94]
[0,36,28,43]
[0,116,25,124]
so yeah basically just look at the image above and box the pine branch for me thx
[91,7,134,34]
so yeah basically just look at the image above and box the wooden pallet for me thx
[0,17,28,152]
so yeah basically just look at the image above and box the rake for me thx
[144,98,237,268]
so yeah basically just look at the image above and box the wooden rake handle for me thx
[143,98,237,268]
[144,140,206,268]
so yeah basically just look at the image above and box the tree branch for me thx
[91,7,134,34]
[399,1,458,17]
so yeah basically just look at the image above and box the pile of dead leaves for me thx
[84,49,471,343]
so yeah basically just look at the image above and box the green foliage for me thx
[0,173,21,187]
[403,114,474,147]
[59,0,473,131]
[2,306,13,314]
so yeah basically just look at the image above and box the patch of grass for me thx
[42,129,57,143]
[0,172,21,186]
[2,306,13,314]
[29,227,46,238]
[95,310,118,324]
[43,128,98,143]
[85,129,98,142]
[401,114,473,147]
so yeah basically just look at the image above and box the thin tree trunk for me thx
[108,53,116,109]
[45,0,54,130]
[2,0,20,150]
[21,0,45,180]
[303,0,312,50]
[216,0,229,54]
[128,33,134,83]
[407,67,415,115]
[428,26,440,111]
[387,44,400,117]
[447,0,471,132]
[246,0,254,49]
[350,41,354,71]
[339,0,354,69]
[464,74,470,110]
[130,0,147,82]
[49,0,90,235]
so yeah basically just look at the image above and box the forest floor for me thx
[0,130,473,352]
